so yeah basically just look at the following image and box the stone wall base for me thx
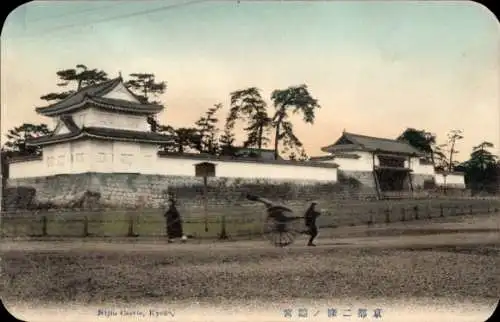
[5,171,459,210]
[411,174,435,190]
[6,172,375,209]
[336,170,378,200]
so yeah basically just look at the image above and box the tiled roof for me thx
[35,77,164,116]
[233,147,283,160]
[322,132,424,156]
[157,151,338,169]
[26,126,174,146]
[309,153,360,161]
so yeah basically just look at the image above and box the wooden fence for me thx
[1,198,498,239]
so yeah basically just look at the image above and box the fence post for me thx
[42,215,48,237]
[469,204,473,215]
[218,215,228,240]
[127,211,136,237]
[414,205,419,220]
[367,209,374,226]
[83,215,89,237]
[440,204,444,217]
[385,207,390,223]
[401,207,406,221]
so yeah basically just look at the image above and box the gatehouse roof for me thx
[35,77,164,117]
[321,132,424,156]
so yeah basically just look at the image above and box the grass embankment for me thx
[1,198,498,239]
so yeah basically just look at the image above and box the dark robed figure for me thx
[164,196,183,242]
[304,202,321,246]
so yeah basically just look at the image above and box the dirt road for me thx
[1,214,498,322]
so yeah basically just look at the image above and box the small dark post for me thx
[469,204,473,215]
[385,207,390,223]
[203,176,208,232]
[127,214,135,237]
[440,204,444,217]
[195,162,217,233]
[414,205,419,220]
[42,215,48,237]
[83,215,89,237]
[401,207,406,221]
[367,209,374,226]
[219,215,228,240]
[427,204,432,219]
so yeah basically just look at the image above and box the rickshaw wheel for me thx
[263,215,302,247]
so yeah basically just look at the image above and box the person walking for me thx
[304,201,321,246]
[164,194,185,243]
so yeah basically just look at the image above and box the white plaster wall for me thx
[434,173,466,188]
[139,144,158,171]
[9,141,338,182]
[215,161,337,181]
[71,108,149,131]
[409,157,435,175]
[140,157,337,182]
[8,160,44,179]
[90,141,114,173]
[71,141,92,173]
[9,141,92,178]
[112,141,141,172]
[44,143,72,176]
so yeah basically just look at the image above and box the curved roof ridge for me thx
[344,131,403,143]
[35,77,164,116]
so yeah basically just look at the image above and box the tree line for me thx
[2,64,320,161]
[1,64,499,194]
[398,128,499,194]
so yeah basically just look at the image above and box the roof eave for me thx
[85,134,174,144]
[25,133,84,146]
[26,133,174,146]
[91,97,164,112]
[309,156,336,161]
[373,149,425,157]
[36,99,163,116]
[322,146,369,153]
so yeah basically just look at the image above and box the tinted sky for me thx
[1,0,499,160]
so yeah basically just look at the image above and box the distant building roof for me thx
[26,115,173,146]
[321,132,424,156]
[157,151,338,169]
[309,153,361,161]
[35,77,164,117]
[233,147,283,160]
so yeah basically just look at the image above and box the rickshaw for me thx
[246,194,311,247]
